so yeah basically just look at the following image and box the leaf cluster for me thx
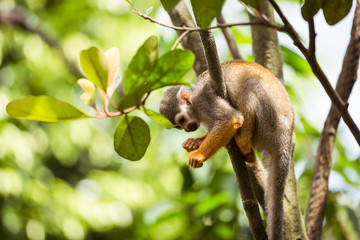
[6,36,195,161]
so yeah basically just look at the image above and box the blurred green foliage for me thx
[0,0,359,239]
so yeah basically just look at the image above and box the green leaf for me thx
[160,0,180,11]
[322,0,352,25]
[240,0,262,11]
[123,36,158,95]
[148,49,195,91]
[114,116,150,161]
[281,46,311,76]
[80,47,108,91]
[191,0,226,27]
[301,0,322,21]
[140,106,172,129]
[77,78,96,106]
[6,96,89,122]
[117,49,194,110]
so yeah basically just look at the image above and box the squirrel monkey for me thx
[159,60,294,240]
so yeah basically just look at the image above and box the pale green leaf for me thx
[77,78,96,106]
[140,106,172,129]
[80,47,108,91]
[6,96,89,122]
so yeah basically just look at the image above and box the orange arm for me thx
[188,118,242,168]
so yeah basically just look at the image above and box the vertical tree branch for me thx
[195,17,267,240]
[306,1,360,239]
[216,13,243,60]
[248,1,308,239]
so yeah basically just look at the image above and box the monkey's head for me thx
[159,86,199,132]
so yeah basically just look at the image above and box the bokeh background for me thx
[0,0,359,239]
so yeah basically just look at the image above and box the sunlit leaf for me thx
[80,47,108,91]
[113,116,150,161]
[140,106,172,129]
[191,0,226,27]
[301,0,322,21]
[148,49,195,90]
[6,96,89,122]
[123,36,158,94]
[77,78,96,106]
[239,0,262,11]
[160,0,180,11]
[322,0,352,25]
[104,47,120,97]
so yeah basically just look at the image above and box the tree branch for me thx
[194,15,267,240]
[266,0,360,146]
[216,13,243,60]
[306,1,360,239]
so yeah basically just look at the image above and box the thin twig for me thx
[171,29,190,50]
[132,10,284,32]
[309,19,316,56]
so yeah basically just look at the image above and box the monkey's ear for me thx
[177,86,192,106]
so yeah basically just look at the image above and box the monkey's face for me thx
[173,106,199,132]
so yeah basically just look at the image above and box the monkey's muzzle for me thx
[186,122,199,132]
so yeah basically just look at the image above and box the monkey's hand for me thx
[188,150,206,168]
[182,138,203,152]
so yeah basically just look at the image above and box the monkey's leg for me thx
[188,118,242,168]
[182,134,207,152]
[234,121,256,164]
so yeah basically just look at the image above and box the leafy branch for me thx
[6,36,195,161]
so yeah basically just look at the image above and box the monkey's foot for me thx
[182,138,203,152]
[188,150,206,168]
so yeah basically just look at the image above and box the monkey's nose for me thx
[187,122,198,132]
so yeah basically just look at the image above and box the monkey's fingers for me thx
[182,138,200,152]
[188,158,203,168]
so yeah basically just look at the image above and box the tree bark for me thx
[163,0,207,76]
[248,1,283,81]
[248,1,308,239]
[306,1,360,239]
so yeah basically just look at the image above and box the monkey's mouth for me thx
[185,122,198,132]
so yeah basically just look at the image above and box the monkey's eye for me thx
[179,117,185,124]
